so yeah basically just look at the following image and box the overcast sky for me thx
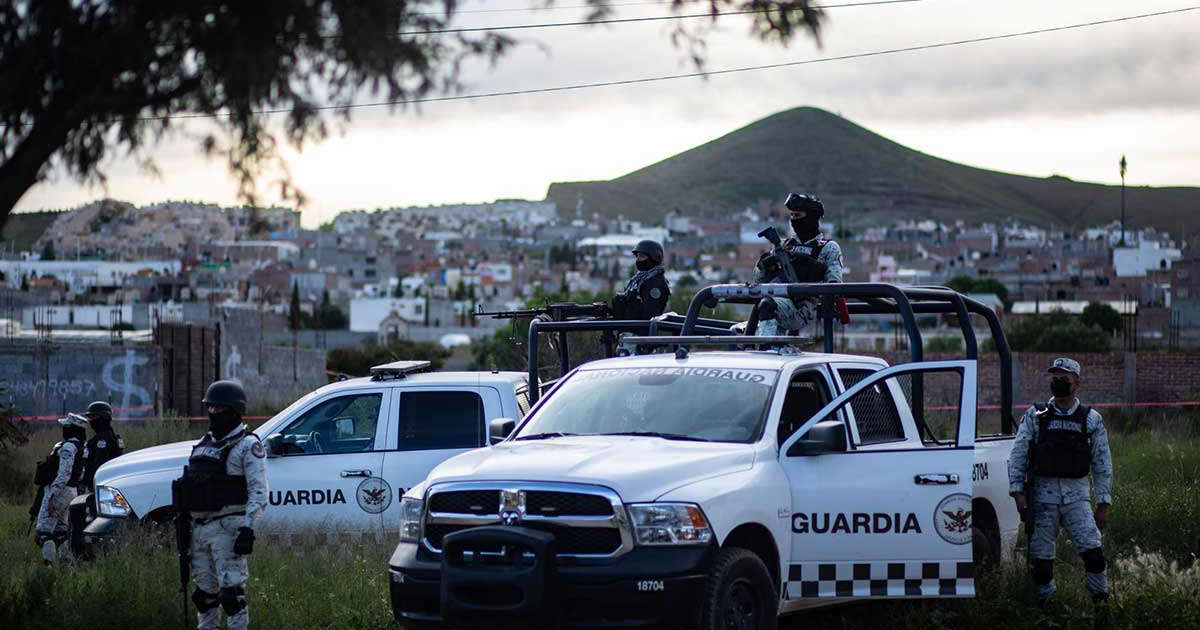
[14,0,1200,228]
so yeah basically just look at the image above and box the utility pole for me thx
[1119,155,1128,246]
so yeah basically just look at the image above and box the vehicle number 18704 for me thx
[637,580,665,592]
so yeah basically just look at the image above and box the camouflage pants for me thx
[755,297,818,335]
[1030,500,1106,600]
[35,486,76,564]
[191,517,250,630]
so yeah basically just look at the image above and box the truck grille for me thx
[423,482,632,558]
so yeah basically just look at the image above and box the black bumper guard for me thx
[441,526,558,626]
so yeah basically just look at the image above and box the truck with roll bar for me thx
[387,281,1021,629]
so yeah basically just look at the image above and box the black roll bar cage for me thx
[524,314,738,404]
[678,283,1015,435]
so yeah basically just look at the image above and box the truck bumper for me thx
[388,528,713,629]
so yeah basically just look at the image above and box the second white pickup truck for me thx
[386,283,1021,629]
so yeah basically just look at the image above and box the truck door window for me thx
[515,388,531,417]
[396,391,484,450]
[893,372,964,445]
[837,369,904,445]
[277,393,382,455]
[778,372,831,446]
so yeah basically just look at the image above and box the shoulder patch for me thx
[118,438,125,448]
[251,440,266,459]
[649,287,662,299]
[97,439,107,449]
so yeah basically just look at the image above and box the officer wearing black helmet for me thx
[752,193,843,335]
[81,401,124,490]
[175,380,268,630]
[613,239,671,319]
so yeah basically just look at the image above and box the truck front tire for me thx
[700,547,778,630]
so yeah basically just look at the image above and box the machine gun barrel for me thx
[474,302,612,322]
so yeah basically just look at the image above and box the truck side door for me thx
[779,360,977,603]
[260,388,391,535]
[377,386,502,532]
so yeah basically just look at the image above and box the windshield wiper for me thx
[599,431,711,442]
[513,432,578,441]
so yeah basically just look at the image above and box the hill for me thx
[0,210,63,253]
[546,107,1200,233]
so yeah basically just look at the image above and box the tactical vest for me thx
[759,240,829,283]
[1032,405,1092,479]
[175,431,249,512]
[83,430,125,489]
[34,439,85,487]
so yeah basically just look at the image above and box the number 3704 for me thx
[637,580,665,592]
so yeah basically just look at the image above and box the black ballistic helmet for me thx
[86,401,113,420]
[631,239,664,265]
[784,193,824,219]
[202,380,247,415]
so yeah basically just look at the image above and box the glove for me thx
[234,527,255,555]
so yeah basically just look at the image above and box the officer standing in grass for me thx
[33,413,88,565]
[176,381,268,630]
[1008,357,1113,606]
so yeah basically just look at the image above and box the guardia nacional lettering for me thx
[792,512,922,534]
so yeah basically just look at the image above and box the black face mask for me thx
[1050,376,1073,397]
[62,425,86,442]
[635,259,656,272]
[791,215,820,241]
[208,409,241,437]
[90,416,112,433]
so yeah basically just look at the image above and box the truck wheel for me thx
[700,547,778,630]
[972,525,1000,569]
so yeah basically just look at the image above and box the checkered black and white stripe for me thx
[784,561,975,599]
[260,530,392,553]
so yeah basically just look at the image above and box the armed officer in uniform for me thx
[613,239,671,319]
[69,401,126,556]
[1008,358,1113,605]
[33,413,88,565]
[175,381,268,630]
[752,193,843,336]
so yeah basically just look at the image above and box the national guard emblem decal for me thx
[934,493,973,545]
[356,477,393,514]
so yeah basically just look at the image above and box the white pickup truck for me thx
[81,362,533,542]
[385,283,1021,629]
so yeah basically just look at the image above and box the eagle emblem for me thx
[355,477,393,514]
[942,508,972,534]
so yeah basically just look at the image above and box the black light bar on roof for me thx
[370,360,431,381]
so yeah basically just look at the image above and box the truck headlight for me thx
[627,503,713,545]
[95,485,132,518]
[398,497,424,543]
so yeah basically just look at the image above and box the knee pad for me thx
[191,587,219,612]
[1032,559,1054,585]
[757,298,778,320]
[219,586,247,616]
[1081,547,1106,573]
[35,533,53,546]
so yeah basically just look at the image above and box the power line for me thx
[148,5,1199,122]
[398,0,917,36]
[414,0,687,17]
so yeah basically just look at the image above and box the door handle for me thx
[340,469,372,478]
[914,473,959,485]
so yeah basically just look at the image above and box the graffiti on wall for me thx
[1,348,157,418]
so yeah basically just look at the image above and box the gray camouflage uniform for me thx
[1008,397,1113,601]
[190,426,269,630]
[35,440,81,564]
[752,235,844,335]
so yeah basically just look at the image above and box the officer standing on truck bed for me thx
[175,381,268,630]
[1008,357,1113,606]
[612,239,671,319]
[32,413,88,565]
[752,192,843,335]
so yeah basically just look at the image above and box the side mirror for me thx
[489,417,516,445]
[786,420,848,457]
[266,433,285,457]
[333,417,355,438]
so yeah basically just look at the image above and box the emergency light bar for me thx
[370,360,432,381]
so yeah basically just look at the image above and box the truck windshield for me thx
[515,366,779,443]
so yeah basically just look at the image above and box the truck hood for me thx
[425,436,756,502]
[95,440,193,486]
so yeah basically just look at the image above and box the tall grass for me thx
[0,414,1197,629]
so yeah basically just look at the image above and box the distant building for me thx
[1113,241,1182,277]
[377,311,411,345]
[349,297,426,332]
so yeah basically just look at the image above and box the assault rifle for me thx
[757,226,801,284]
[171,476,192,628]
[474,301,613,322]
